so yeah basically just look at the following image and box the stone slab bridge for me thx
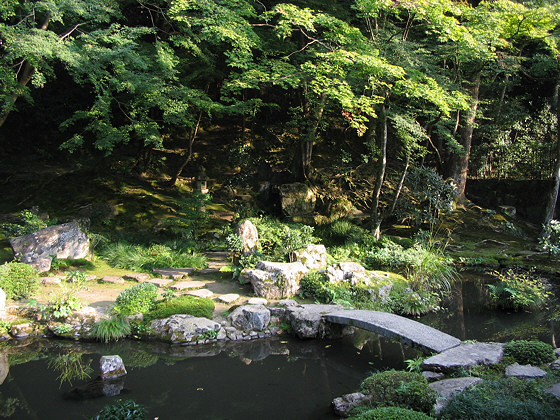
[324,309,461,354]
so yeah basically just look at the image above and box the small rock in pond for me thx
[99,355,127,380]
[332,392,369,417]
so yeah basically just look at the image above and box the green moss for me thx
[146,295,214,321]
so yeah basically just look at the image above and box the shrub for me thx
[349,406,434,420]
[100,242,206,272]
[389,287,439,316]
[90,399,147,420]
[90,316,132,342]
[146,295,214,321]
[113,283,158,316]
[41,270,88,320]
[504,340,555,365]
[539,219,560,256]
[439,378,560,420]
[1,209,48,237]
[487,270,551,311]
[360,370,437,414]
[0,261,39,299]
[299,271,336,303]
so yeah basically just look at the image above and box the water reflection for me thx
[0,333,420,420]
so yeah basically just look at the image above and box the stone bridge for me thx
[324,309,461,353]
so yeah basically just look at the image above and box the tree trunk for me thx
[169,111,203,185]
[448,71,481,203]
[544,73,560,224]
[0,15,51,129]
[293,93,326,180]
[372,101,388,240]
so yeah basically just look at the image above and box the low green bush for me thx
[504,340,555,365]
[113,283,158,316]
[0,261,39,299]
[360,370,437,414]
[100,242,206,272]
[487,270,551,311]
[146,295,214,321]
[299,271,336,303]
[349,406,434,420]
[90,399,147,420]
[0,209,48,237]
[439,378,560,420]
[90,316,132,342]
[539,219,560,256]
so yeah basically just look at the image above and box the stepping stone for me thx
[40,276,62,285]
[198,268,217,275]
[146,278,173,288]
[152,268,195,279]
[218,294,240,304]
[124,273,150,282]
[545,383,560,398]
[86,275,97,281]
[248,298,268,305]
[99,276,125,284]
[187,289,214,298]
[422,342,504,372]
[170,281,205,290]
[422,371,445,382]
[429,377,483,414]
[505,363,547,379]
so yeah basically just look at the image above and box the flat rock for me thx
[218,294,240,304]
[545,383,560,398]
[422,342,504,371]
[229,305,271,331]
[170,281,205,290]
[146,278,174,288]
[187,289,214,298]
[123,273,150,282]
[149,315,221,343]
[549,358,560,370]
[429,377,483,414]
[422,371,445,382]
[332,392,369,417]
[40,276,62,285]
[152,268,195,279]
[505,363,548,378]
[326,309,461,353]
[248,298,268,305]
[99,276,125,284]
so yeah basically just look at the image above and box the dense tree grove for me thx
[1,0,559,226]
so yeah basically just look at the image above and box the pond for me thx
[0,333,420,419]
[0,271,557,419]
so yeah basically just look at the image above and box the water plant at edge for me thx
[487,269,552,311]
[90,399,147,420]
[91,315,132,343]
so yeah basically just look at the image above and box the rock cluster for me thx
[240,261,309,299]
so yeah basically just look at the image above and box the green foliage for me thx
[504,340,555,365]
[389,287,440,317]
[90,399,147,420]
[316,219,375,247]
[160,193,212,240]
[52,323,73,335]
[487,270,551,311]
[405,357,425,373]
[91,315,132,343]
[0,261,38,299]
[100,242,206,272]
[299,271,336,303]
[349,406,433,420]
[113,283,158,316]
[41,270,88,320]
[540,220,560,256]
[0,209,48,237]
[50,257,94,271]
[395,167,456,227]
[247,217,317,261]
[360,370,437,414]
[439,378,560,420]
[146,295,214,321]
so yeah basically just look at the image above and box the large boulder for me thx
[285,303,351,339]
[244,261,309,299]
[228,305,271,331]
[279,183,316,216]
[0,353,8,385]
[149,314,221,343]
[236,220,259,256]
[0,288,5,314]
[294,244,327,270]
[10,222,90,272]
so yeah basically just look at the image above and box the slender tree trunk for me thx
[448,70,481,203]
[293,93,326,180]
[544,73,560,224]
[389,154,410,216]
[372,101,388,240]
[170,111,202,185]
[0,15,51,129]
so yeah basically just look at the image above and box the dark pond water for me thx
[0,333,420,420]
[0,271,557,419]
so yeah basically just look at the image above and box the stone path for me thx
[325,309,461,353]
